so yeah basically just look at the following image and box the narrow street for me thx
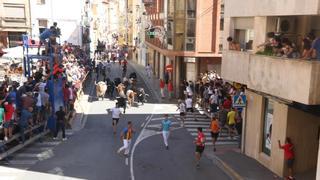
[3,62,230,180]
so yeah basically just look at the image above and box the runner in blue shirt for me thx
[162,114,172,150]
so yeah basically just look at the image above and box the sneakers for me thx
[166,146,169,150]
[4,136,8,141]
[62,138,67,141]
[53,137,57,140]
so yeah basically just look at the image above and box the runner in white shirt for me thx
[111,103,122,134]
[185,96,197,121]
[177,99,186,127]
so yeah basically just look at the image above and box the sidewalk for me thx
[128,61,176,104]
[129,60,281,179]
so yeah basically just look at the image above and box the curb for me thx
[206,151,244,180]
[128,62,162,103]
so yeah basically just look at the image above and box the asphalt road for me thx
[4,61,230,180]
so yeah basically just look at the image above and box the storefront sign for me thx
[184,57,196,63]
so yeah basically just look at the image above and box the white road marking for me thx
[9,160,37,165]
[125,158,129,166]
[35,141,61,146]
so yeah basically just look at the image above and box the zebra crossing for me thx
[174,112,239,146]
[1,130,73,170]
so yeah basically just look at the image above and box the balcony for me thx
[222,51,320,105]
[225,0,320,17]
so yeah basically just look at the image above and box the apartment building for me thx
[0,0,31,48]
[139,0,222,97]
[222,0,320,178]
[29,0,83,46]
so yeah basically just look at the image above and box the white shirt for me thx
[111,107,121,119]
[210,94,218,104]
[185,98,193,108]
[39,82,46,92]
[179,103,186,113]
[68,88,74,100]
[36,93,42,107]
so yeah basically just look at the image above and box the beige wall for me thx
[248,55,320,105]
[245,90,288,176]
[196,0,214,53]
[0,0,31,32]
[286,107,320,174]
[245,90,320,176]
[225,0,320,17]
[222,50,320,105]
[221,50,249,85]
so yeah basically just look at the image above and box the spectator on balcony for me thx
[227,37,241,51]
[308,32,320,60]
[301,38,312,60]
[280,38,300,59]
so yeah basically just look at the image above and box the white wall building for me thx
[30,0,84,46]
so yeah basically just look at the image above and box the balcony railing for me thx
[222,50,320,105]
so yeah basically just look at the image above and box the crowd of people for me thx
[0,34,90,146]
[228,31,320,61]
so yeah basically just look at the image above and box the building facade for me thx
[29,0,83,46]
[0,0,32,48]
[135,0,222,97]
[222,0,320,178]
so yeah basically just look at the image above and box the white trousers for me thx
[160,88,165,97]
[118,139,131,155]
[162,131,170,146]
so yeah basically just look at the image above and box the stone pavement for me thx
[129,60,284,180]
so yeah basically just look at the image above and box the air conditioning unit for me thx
[277,17,296,33]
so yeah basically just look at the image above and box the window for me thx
[220,18,224,31]
[38,19,48,27]
[3,3,26,19]
[186,19,195,37]
[262,98,274,156]
[235,29,254,50]
[8,32,24,48]
[186,0,196,18]
[37,0,46,5]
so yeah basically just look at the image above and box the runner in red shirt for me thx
[194,127,205,168]
[278,137,294,180]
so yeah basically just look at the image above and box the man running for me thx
[161,114,172,150]
[185,96,197,121]
[194,127,205,168]
[177,99,186,127]
[210,117,220,151]
[111,103,122,134]
[117,121,134,156]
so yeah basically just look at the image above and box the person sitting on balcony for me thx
[308,32,320,60]
[301,38,312,60]
[281,38,300,59]
[227,37,240,51]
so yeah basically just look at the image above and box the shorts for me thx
[195,145,205,154]
[211,132,219,139]
[186,108,194,113]
[228,123,235,129]
[112,118,119,125]
[3,120,13,128]
[286,158,294,168]
[180,112,185,116]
